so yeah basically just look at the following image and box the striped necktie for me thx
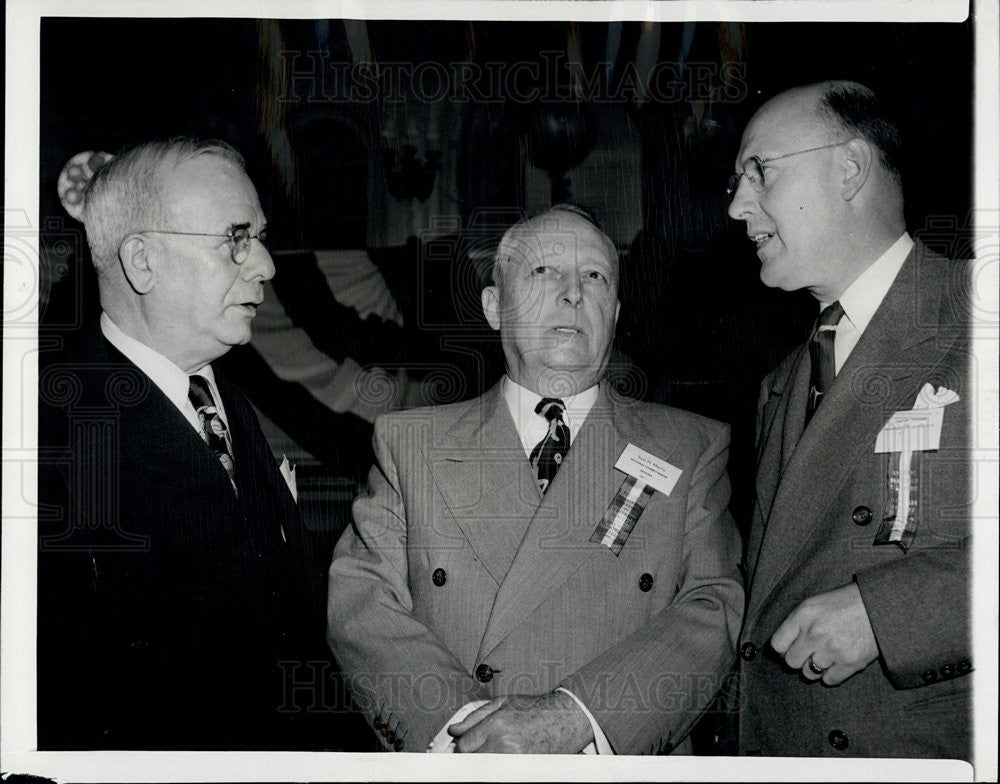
[188,374,237,494]
[528,397,570,494]
[806,301,845,424]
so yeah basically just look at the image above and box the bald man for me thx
[728,82,972,758]
[327,204,743,754]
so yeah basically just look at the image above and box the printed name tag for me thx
[591,445,683,556]
[614,443,683,496]
[874,407,944,454]
[873,384,958,551]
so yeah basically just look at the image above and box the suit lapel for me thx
[431,383,540,585]
[747,243,957,618]
[93,334,216,463]
[476,385,678,660]
[754,349,809,527]
[94,332,254,500]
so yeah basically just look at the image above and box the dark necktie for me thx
[806,301,845,424]
[528,397,571,494]
[188,374,237,493]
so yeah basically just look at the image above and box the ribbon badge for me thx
[591,444,682,556]
[873,383,959,550]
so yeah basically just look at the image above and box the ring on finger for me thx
[807,658,827,676]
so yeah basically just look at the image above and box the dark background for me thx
[36,16,975,753]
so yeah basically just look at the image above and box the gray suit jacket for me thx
[739,241,972,758]
[328,382,744,753]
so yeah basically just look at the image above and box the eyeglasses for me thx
[727,141,848,201]
[139,226,268,265]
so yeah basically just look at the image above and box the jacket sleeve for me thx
[326,415,491,751]
[855,354,972,690]
[855,540,970,688]
[558,421,745,754]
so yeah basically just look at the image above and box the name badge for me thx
[873,384,958,550]
[874,408,944,454]
[614,443,683,495]
[591,444,682,556]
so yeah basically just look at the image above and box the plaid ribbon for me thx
[874,450,921,550]
[590,475,656,556]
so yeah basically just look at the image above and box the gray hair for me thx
[491,202,616,287]
[82,137,245,275]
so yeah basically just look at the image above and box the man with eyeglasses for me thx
[728,81,971,758]
[37,138,336,749]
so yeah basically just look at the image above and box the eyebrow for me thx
[225,221,252,235]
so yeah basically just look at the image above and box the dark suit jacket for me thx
[328,381,744,754]
[739,241,972,758]
[37,324,334,750]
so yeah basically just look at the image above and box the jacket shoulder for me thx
[621,397,730,443]
[373,394,483,426]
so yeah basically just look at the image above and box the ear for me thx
[481,285,502,331]
[118,234,157,294]
[840,138,874,201]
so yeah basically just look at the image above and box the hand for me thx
[770,582,879,686]
[447,691,594,753]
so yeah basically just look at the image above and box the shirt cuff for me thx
[556,687,614,754]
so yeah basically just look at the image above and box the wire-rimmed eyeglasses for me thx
[138,226,268,265]
[726,141,849,201]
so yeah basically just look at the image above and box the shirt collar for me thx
[502,375,599,454]
[100,312,222,417]
[822,232,913,334]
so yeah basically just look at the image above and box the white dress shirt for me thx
[823,232,913,373]
[502,375,599,457]
[100,312,230,436]
[428,376,613,754]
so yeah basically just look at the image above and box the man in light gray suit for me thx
[327,204,743,754]
[728,81,972,758]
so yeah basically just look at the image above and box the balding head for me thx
[483,204,620,397]
[492,203,619,288]
[727,80,906,301]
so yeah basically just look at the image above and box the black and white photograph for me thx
[3,0,998,780]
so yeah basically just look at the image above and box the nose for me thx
[241,238,275,282]
[727,178,755,221]
[560,271,583,306]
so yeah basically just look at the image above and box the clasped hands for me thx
[447,690,594,753]
[770,582,879,685]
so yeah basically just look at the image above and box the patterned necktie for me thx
[806,301,845,424]
[528,397,571,494]
[188,374,237,493]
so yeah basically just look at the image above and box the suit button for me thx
[740,642,759,661]
[393,738,404,751]
[828,730,849,751]
[921,669,938,683]
[639,573,654,592]
[432,568,447,587]
[852,506,873,526]
[475,664,494,683]
[957,659,972,674]
[941,664,956,678]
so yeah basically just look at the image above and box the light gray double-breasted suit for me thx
[328,381,744,753]
[739,241,973,758]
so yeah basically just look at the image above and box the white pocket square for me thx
[914,383,959,409]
